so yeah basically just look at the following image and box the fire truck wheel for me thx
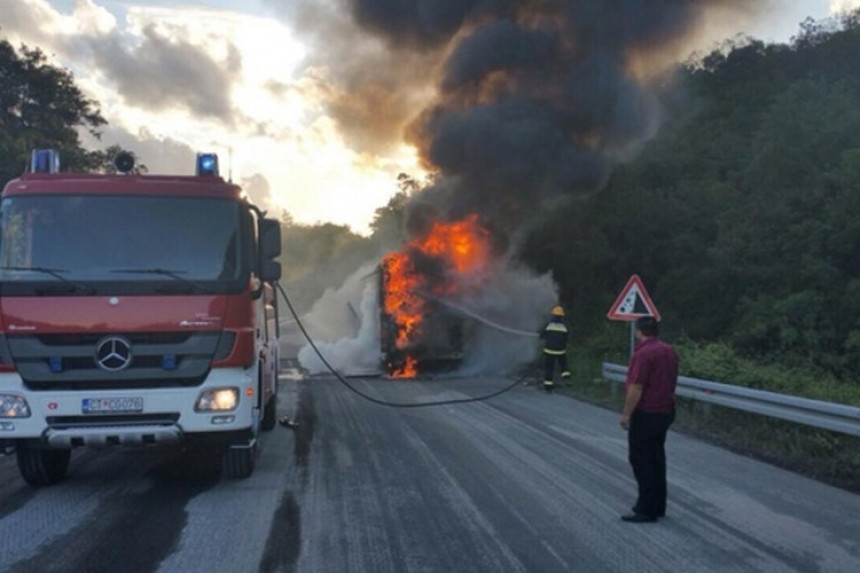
[222,444,256,479]
[16,445,71,487]
[261,394,277,432]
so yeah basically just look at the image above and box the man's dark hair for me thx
[636,316,659,337]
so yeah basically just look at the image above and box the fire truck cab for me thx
[0,150,282,486]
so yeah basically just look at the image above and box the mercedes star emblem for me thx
[94,336,133,371]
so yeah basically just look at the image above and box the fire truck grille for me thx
[8,332,223,391]
[46,413,181,428]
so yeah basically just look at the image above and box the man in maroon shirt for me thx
[620,316,678,523]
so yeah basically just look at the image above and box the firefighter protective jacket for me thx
[541,317,569,355]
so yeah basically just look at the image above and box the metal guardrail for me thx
[602,362,860,437]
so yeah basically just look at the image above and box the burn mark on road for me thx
[258,490,302,573]
[257,379,315,571]
[293,381,316,487]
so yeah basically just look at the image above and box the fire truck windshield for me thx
[0,195,245,295]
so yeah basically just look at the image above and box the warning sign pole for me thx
[606,274,661,358]
[629,322,636,359]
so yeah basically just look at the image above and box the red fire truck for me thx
[0,150,282,486]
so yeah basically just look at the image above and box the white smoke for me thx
[296,262,381,375]
[449,261,557,375]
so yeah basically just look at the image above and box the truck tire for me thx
[222,444,255,479]
[261,393,277,432]
[16,445,71,487]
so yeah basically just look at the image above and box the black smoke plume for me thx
[344,0,763,230]
[268,0,767,376]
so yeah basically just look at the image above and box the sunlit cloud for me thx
[1,0,423,233]
[831,1,860,13]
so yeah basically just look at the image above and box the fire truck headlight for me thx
[195,388,239,412]
[0,394,31,418]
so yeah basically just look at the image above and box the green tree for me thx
[711,79,860,370]
[0,38,106,184]
[520,9,860,380]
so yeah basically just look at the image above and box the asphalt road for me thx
[1,373,858,572]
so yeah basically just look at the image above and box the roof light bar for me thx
[196,153,219,177]
[30,149,61,173]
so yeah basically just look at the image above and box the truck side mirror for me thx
[260,260,281,282]
[259,218,281,260]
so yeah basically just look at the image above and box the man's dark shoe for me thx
[632,506,664,518]
[621,513,658,523]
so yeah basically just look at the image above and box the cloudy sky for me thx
[1,0,858,233]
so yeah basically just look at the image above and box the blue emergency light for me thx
[196,153,219,177]
[30,149,61,173]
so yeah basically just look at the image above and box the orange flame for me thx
[416,214,490,274]
[382,214,491,379]
[382,250,424,349]
[390,355,418,379]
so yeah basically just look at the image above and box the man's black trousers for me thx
[628,409,675,517]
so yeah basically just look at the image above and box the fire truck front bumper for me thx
[0,367,258,449]
[43,423,183,448]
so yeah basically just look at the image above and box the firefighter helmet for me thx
[551,305,565,317]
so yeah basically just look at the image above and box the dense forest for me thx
[521,12,860,380]
[3,12,860,386]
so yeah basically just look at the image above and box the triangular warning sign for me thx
[607,274,661,321]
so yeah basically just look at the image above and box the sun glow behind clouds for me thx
[121,4,422,233]
[10,0,423,234]
[239,115,421,234]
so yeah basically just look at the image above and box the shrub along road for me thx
[0,374,858,572]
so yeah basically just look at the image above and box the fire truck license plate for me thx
[82,397,144,414]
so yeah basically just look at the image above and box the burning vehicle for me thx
[378,215,490,378]
[379,258,464,377]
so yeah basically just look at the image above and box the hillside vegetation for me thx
[522,12,860,390]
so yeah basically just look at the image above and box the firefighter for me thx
[540,305,571,393]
